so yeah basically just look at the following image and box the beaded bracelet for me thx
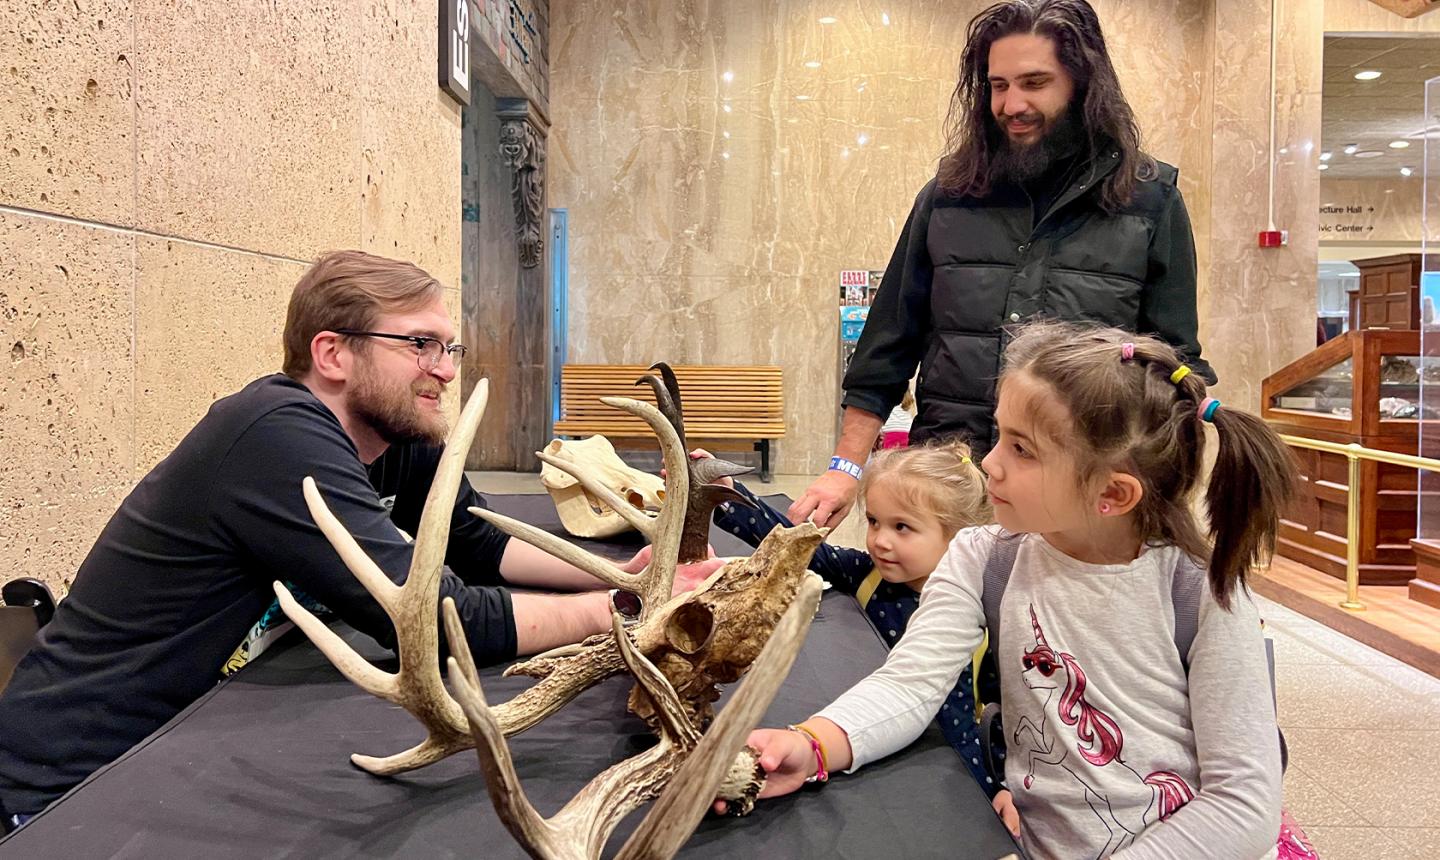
[788,723,829,784]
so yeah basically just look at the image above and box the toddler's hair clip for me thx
[1198,397,1221,422]
[961,455,972,465]
[1120,342,1135,361]
[1169,365,1192,385]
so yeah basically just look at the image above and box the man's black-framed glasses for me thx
[333,329,468,371]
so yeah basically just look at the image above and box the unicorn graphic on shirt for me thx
[1011,605,1194,857]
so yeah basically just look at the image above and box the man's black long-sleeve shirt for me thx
[0,374,512,816]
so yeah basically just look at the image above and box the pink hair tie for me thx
[1198,397,1221,422]
[1120,342,1135,361]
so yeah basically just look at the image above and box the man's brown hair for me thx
[282,250,445,379]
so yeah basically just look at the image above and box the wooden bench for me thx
[553,364,785,481]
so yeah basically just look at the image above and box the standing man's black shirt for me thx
[0,374,512,817]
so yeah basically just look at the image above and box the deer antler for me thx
[446,574,825,860]
[469,395,686,618]
[272,380,492,775]
[635,362,753,563]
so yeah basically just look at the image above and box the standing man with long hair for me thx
[791,0,1214,528]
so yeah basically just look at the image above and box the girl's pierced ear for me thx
[1098,502,1112,515]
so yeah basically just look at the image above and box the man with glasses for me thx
[0,250,719,832]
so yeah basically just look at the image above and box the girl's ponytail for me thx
[1203,406,1297,608]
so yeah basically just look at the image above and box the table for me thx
[1,494,1017,859]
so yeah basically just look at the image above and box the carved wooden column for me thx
[461,96,549,471]
[497,101,547,269]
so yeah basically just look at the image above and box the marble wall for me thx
[1199,0,1325,414]
[0,1,463,594]
[548,0,1214,475]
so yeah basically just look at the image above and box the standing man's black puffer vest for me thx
[842,147,1214,456]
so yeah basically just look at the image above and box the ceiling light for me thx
[856,133,869,146]
[1320,151,1332,161]
[723,104,732,113]
[1354,70,1382,81]
[1401,166,1414,177]
[796,94,812,101]
[882,12,891,25]
[722,130,730,139]
[1318,163,1329,171]
[1390,140,1411,149]
[1344,144,1359,155]
[819,16,837,24]
[722,151,731,160]
[1279,147,1289,155]
[1354,150,1384,159]
[804,60,821,68]
[722,70,734,84]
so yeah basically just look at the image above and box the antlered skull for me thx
[540,436,665,538]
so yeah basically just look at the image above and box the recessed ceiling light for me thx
[804,60,821,68]
[722,70,734,84]
[1355,70,1382,81]
[1390,140,1411,149]
[723,104,732,113]
[1320,152,1332,161]
[1279,147,1289,155]
[882,12,891,25]
[1401,166,1414,177]
[722,151,731,160]
[819,16,837,24]
[841,147,850,158]
[857,133,869,146]
[1344,144,1359,155]
[796,94,812,101]
[1318,163,1329,170]
[1354,150,1384,159]
[722,130,730,139]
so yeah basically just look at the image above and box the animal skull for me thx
[539,435,664,538]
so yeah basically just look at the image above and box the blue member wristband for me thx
[828,456,863,481]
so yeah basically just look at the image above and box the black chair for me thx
[0,578,56,695]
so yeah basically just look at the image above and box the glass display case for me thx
[1261,330,1423,585]
[1412,74,1440,609]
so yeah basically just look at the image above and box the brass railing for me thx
[1277,434,1440,611]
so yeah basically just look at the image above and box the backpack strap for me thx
[980,528,1023,657]
[1169,552,1206,670]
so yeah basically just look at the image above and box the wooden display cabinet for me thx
[1348,254,1422,332]
[1261,330,1428,585]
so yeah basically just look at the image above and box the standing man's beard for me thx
[991,106,1085,186]
[348,359,449,446]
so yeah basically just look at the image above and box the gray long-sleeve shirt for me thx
[818,528,1281,859]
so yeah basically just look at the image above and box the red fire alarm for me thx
[1257,229,1288,248]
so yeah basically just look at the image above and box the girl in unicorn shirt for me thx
[729,322,1293,859]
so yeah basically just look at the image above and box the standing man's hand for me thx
[787,470,860,529]
[790,406,884,528]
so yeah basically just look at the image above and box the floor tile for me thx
[1284,729,1440,828]
[1283,765,1368,827]
[1303,826,1406,860]
[1383,827,1440,860]
[1275,664,1440,730]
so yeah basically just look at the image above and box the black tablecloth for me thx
[1,494,1017,859]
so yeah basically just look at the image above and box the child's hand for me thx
[688,448,734,489]
[992,789,1021,837]
[711,728,815,813]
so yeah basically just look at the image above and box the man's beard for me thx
[991,106,1085,186]
[348,359,449,447]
